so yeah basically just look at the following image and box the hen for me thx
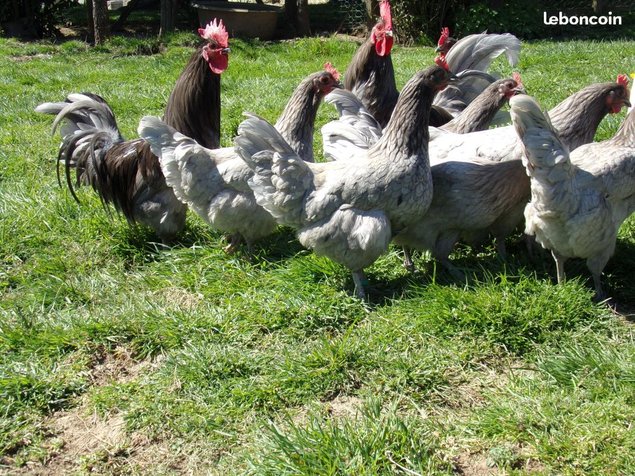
[512,93,635,301]
[321,74,522,162]
[429,76,632,164]
[35,20,230,243]
[235,64,453,298]
[440,73,524,133]
[138,66,341,253]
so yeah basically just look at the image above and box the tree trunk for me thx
[92,0,110,45]
[284,0,310,37]
[86,0,95,43]
[296,0,310,36]
[159,0,177,37]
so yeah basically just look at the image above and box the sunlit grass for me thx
[1,33,634,473]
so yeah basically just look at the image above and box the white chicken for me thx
[235,64,453,298]
[512,93,635,301]
[138,67,340,252]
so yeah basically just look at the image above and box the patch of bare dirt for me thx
[10,54,52,62]
[89,345,161,386]
[453,452,501,476]
[324,395,363,419]
[157,287,204,312]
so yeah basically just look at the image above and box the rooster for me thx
[343,0,397,129]
[344,6,520,130]
[35,20,230,243]
[512,91,635,301]
[433,27,521,121]
[235,63,453,298]
[138,66,341,253]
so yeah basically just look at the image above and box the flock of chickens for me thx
[36,2,634,301]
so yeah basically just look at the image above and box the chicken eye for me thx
[320,76,330,84]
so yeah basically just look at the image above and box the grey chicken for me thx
[512,92,635,301]
[321,74,522,161]
[235,64,453,298]
[35,20,230,243]
[138,67,341,253]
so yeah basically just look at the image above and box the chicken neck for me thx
[344,39,399,129]
[274,74,326,162]
[549,82,619,152]
[377,69,436,157]
[441,80,507,133]
[164,45,221,149]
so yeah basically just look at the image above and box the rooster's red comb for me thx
[512,72,523,86]
[379,0,392,31]
[617,74,629,86]
[198,18,229,47]
[437,27,450,47]
[324,63,341,82]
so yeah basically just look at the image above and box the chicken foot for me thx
[224,233,244,254]
[352,270,369,299]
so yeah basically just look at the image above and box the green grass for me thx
[1,32,635,474]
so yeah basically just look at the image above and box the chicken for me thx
[396,77,631,273]
[432,27,521,119]
[35,20,230,243]
[321,74,521,161]
[429,77,632,164]
[138,67,341,253]
[323,76,631,275]
[440,73,524,133]
[235,63,453,298]
[343,2,517,128]
[343,0,397,128]
[512,92,635,301]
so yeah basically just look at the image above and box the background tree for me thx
[159,0,177,37]
[91,0,110,45]
[285,0,310,36]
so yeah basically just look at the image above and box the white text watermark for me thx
[543,11,622,26]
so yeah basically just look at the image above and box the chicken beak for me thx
[221,47,230,55]
[512,85,526,96]
[624,98,632,108]
[434,45,442,53]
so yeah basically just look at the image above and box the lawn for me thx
[1,30,635,474]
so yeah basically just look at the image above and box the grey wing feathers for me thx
[138,115,225,218]
[321,89,382,160]
[433,70,497,116]
[446,32,521,73]
[235,112,296,165]
[235,114,312,227]
[510,95,570,173]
